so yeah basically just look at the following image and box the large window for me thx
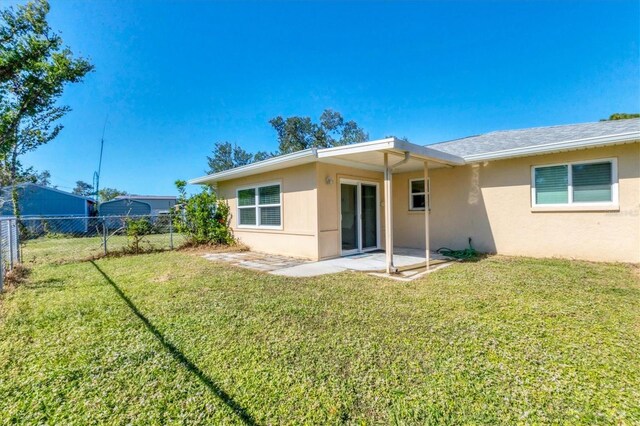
[409,178,431,211]
[532,158,618,207]
[237,183,282,228]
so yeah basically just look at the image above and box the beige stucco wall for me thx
[393,142,640,263]
[316,163,385,259]
[217,163,319,259]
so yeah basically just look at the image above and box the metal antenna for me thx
[93,115,108,203]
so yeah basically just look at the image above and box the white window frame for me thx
[236,181,283,229]
[408,178,431,211]
[531,157,619,209]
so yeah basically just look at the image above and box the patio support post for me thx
[384,153,394,274]
[424,161,430,271]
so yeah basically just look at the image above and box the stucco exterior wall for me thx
[316,162,385,259]
[217,163,319,259]
[393,142,640,263]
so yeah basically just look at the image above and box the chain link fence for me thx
[0,218,20,290]
[4,214,187,271]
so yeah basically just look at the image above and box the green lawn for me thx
[20,233,188,265]
[1,252,638,424]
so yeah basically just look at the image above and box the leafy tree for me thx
[0,163,48,186]
[72,180,93,196]
[206,109,366,172]
[33,169,49,186]
[269,116,318,153]
[98,187,127,202]
[600,113,640,121]
[124,217,152,254]
[269,109,368,154]
[207,141,275,174]
[174,180,234,245]
[252,150,275,162]
[0,0,93,217]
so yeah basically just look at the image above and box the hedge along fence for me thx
[174,180,235,246]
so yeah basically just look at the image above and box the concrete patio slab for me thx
[201,248,454,278]
[271,248,451,277]
[201,251,307,272]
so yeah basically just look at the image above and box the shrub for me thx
[125,217,152,253]
[174,180,234,246]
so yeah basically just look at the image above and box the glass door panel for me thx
[361,184,377,250]
[340,183,358,252]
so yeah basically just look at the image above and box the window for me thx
[409,178,430,211]
[237,183,282,227]
[532,159,618,207]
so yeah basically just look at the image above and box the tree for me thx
[206,141,275,174]
[33,169,49,186]
[269,109,368,154]
[600,113,640,121]
[72,180,93,196]
[0,162,48,186]
[0,0,93,217]
[98,187,127,202]
[174,179,234,245]
[205,109,366,172]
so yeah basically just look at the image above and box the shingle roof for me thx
[427,118,640,159]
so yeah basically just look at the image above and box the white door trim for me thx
[339,178,381,256]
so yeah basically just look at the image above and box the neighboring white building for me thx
[113,195,177,216]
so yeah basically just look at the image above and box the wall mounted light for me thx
[325,176,334,185]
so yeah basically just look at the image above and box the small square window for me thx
[409,178,430,211]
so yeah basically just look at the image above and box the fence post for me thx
[103,218,108,256]
[7,219,13,271]
[15,219,20,263]
[0,224,4,292]
[169,217,174,250]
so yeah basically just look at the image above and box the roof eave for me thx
[188,148,318,185]
[462,132,640,163]
[317,137,465,166]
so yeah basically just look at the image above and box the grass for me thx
[20,233,188,265]
[0,251,639,424]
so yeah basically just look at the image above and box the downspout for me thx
[384,151,411,274]
[391,151,411,169]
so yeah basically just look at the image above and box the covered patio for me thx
[190,137,466,275]
[316,138,464,274]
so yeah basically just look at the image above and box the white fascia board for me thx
[188,148,318,185]
[463,132,640,163]
[317,138,397,157]
[392,139,466,165]
[317,138,466,166]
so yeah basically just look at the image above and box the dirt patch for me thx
[179,242,249,256]
[2,264,31,291]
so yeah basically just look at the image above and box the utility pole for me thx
[93,115,107,203]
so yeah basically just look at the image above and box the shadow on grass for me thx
[90,261,257,425]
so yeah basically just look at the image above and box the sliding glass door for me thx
[340,180,379,255]
[340,183,359,254]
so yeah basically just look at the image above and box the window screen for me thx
[572,162,612,203]
[237,183,281,227]
[535,165,568,205]
[533,160,615,206]
[409,179,429,210]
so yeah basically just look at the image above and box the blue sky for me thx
[11,0,640,195]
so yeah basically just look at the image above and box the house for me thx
[0,183,96,233]
[112,195,177,216]
[189,119,640,267]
